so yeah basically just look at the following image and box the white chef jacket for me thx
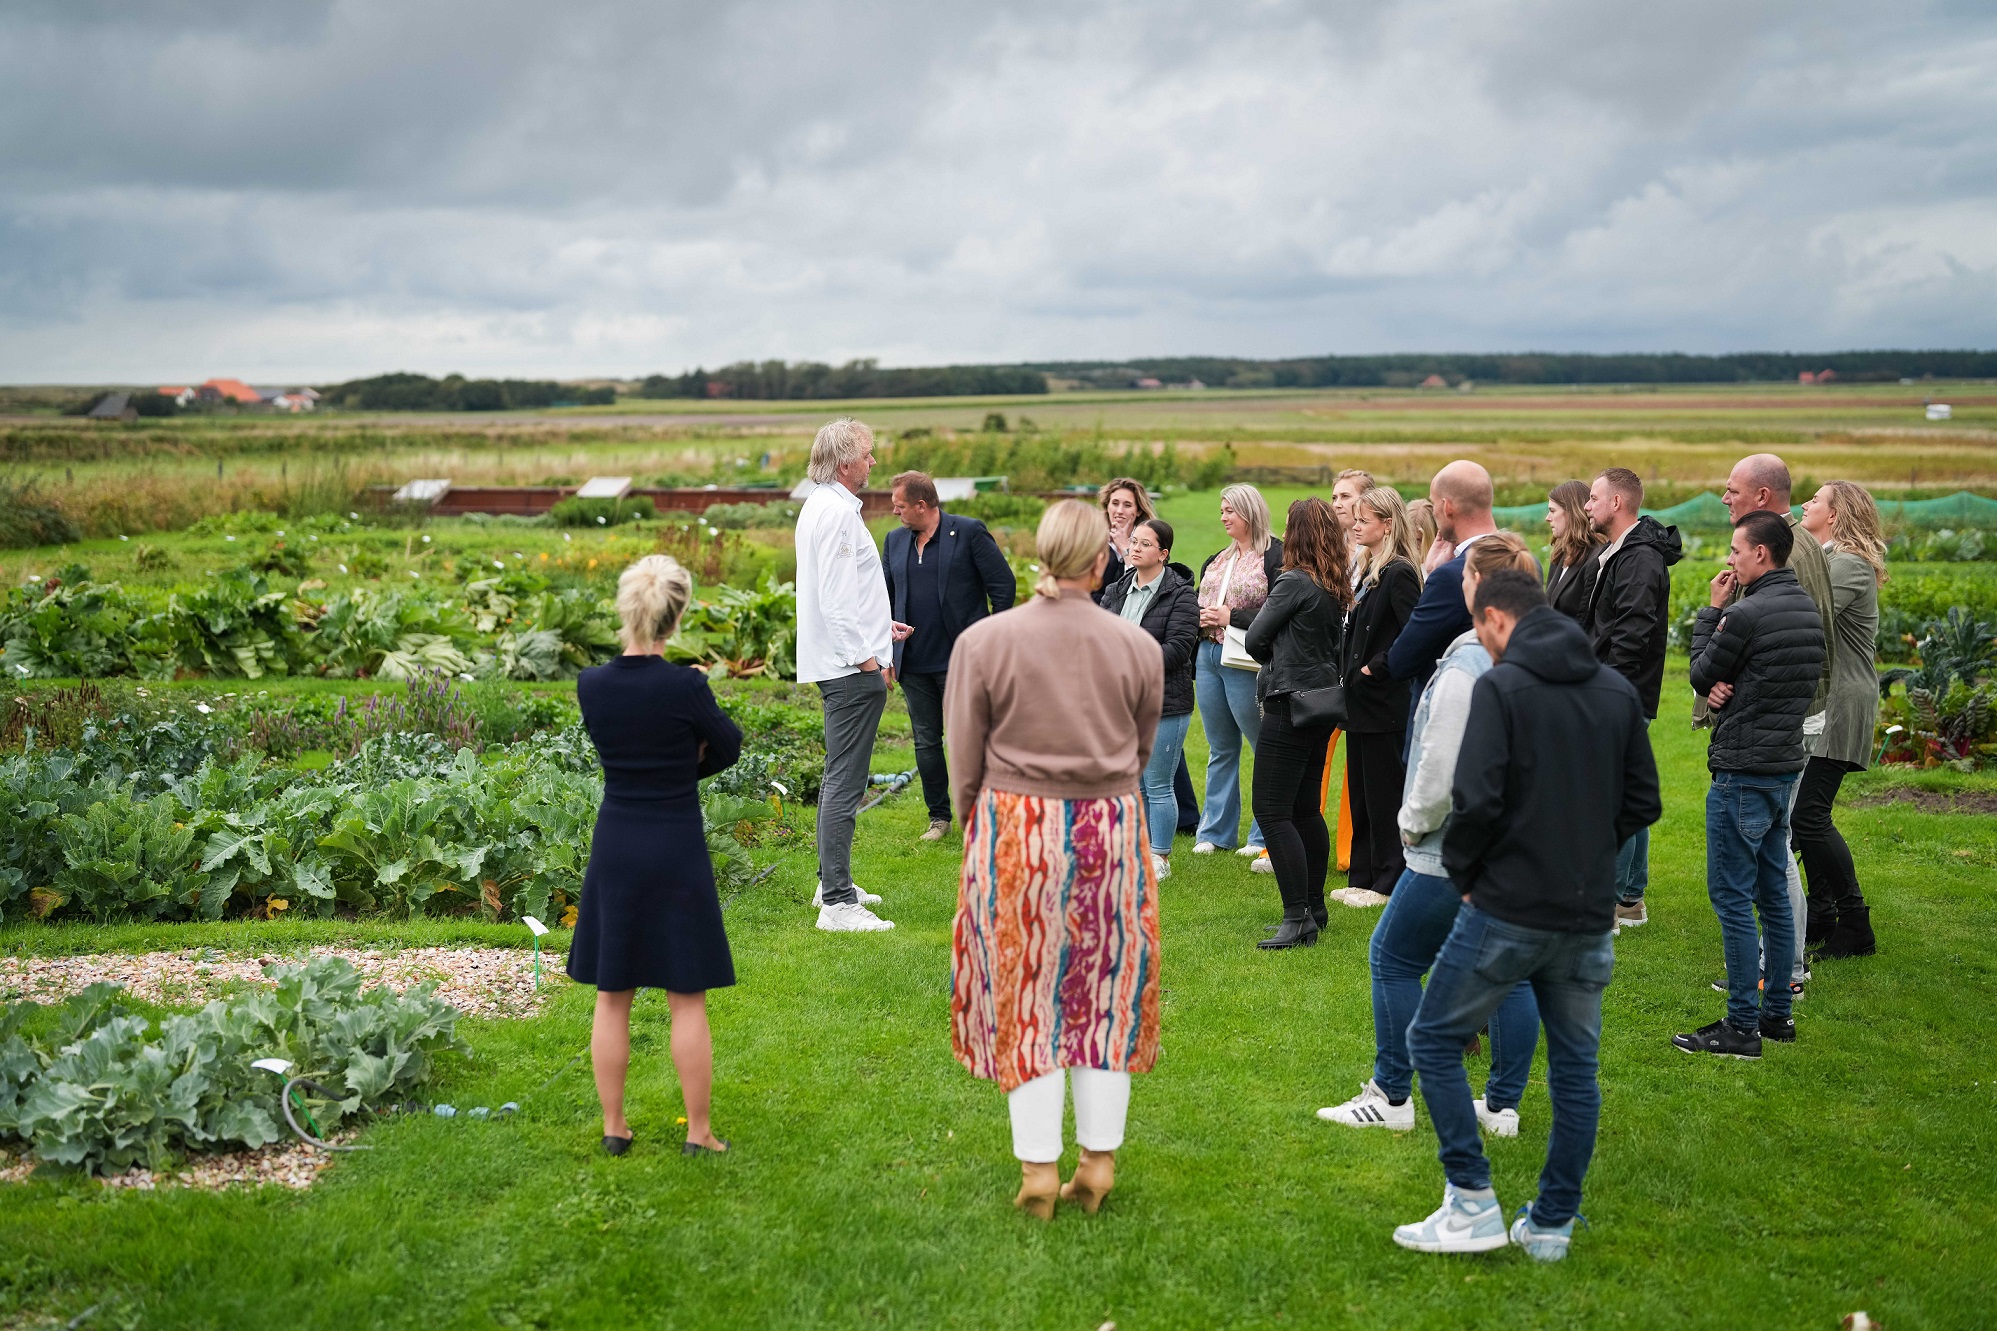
[794,481,894,683]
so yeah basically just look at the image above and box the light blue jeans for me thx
[1142,713,1193,856]
[1194,639,1264,851]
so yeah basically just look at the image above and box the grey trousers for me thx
[816,670,888,907]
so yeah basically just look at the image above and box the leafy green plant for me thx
[167,569,314,679]
[53,794,214,920]
[0,956,466,1175]
[673,574,798,678]
[548,496,656,527]
[314,587,477,679]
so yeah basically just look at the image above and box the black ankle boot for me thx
[1307,888,1329,932]
[1803,905,1838,949]
[1818,906,1875,958]
[1258,913,1320,950]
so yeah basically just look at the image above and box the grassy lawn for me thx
[4,703,1995,1329]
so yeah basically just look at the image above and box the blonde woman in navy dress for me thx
[568,554,742,1156]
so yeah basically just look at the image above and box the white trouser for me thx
[1006,1068,1131,1163]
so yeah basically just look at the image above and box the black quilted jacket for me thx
[1688,567,1826,774]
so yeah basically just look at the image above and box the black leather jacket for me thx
[1243,570,1346,703]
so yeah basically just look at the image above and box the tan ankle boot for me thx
[1014,1161,1060,1220]
[1059,1148,1115,1214]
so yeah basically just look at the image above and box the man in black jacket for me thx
[1673,510,1825,1059]
[882,472,1018,841]
[1394,570,1659,1262]
[1583,466,1684,929]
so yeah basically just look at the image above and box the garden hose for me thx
[279,1076,372,1152]
[857,769,917,813]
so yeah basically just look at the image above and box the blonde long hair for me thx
[1353,486,1427,588]
[1219,483,1272,553]
[1032,500,1109,599]
[1406,497,1438,553]
[1822,480,1889,584]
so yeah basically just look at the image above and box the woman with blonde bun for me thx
[945,500,1165,1220]
[568,554,743,1158]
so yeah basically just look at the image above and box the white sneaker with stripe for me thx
[1315,1079,1415,1130]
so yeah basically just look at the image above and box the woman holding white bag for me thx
[1192,484,1285,864]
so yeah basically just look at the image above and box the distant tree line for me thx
[316,373,615,411]
[1028,350,1997,390]
[636,359,1048,400]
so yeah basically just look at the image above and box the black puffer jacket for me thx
[1244,570,1346,704]
[1585,517,1682,719]
[1099,562,1200,717]
[1443,607,1661,934]
[1689,566,1826,775]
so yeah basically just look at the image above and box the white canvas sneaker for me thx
[1192,841,1219,855]
[1236,844,1263,858]
[1392,1183,1510,1253]
[1151,853,1172,881]
[1316,1079,1416,1130]
[1250,853,1274,874]
[816,902,895,932]
[813,880,882,907]
[1473,1098,1520,1138]
[1342,888,1390,907]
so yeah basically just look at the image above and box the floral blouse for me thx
[1197,547,1270,643]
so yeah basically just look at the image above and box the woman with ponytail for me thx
[944,500,1166,1221]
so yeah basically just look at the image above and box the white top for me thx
[1398,630,1485,845]
[794,481,894,683]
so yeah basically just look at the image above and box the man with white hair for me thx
[796,418,898,932]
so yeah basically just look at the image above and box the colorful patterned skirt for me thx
[951,788,1162,1092]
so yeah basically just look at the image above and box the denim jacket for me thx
[1398,630,1493,878]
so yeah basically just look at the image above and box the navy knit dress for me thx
[566,655,743,993]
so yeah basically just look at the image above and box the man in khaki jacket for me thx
[1697,453,1835,993]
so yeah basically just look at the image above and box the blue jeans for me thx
[1615,826,1650,904]
[1707,770,1800,1027]
[1194,639,1264,850]
[1408,906,1613,1228]
[1142,713,1193,856]
[1370,870,1540,1110]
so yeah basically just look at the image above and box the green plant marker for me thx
[523,915,549,988]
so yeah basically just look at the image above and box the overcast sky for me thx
[3,0,1993,382]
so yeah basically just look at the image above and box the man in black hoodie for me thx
[1673,510,1825,1060]
[1391,570,1659,1262]
[1584,467,1682,929]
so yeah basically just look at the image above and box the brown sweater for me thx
[943,589,1165,814]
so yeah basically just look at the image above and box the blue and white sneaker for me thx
[1391,1184,1509,1253]
[1509,1204,1579,1262]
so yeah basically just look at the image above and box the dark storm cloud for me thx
[0,0,1992,380]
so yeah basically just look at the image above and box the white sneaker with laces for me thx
[1192,841,1219,855]
[1342,888,1390,907]
[813,880,882,907]
[1315,1079,1415,1130]
[1392,1183,1509,1253]
[816,902,895,932]
[1328,886,1354,904]
[1473,1098,1520,1138]
[1151,853,1171,881]
[1236,844,1263,858]
[1249,853,1274,874]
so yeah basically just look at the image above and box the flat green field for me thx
[4,696,1995,1330]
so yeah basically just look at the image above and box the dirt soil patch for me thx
[1850,788,1997,814]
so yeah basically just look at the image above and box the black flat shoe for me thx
[682,1138,731,1156]
[602,1134,634,1156]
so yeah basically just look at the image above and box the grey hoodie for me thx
[1398,629,1493,878]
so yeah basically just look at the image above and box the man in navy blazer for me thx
[882,471,1018,840]
[1387,462,1507,740]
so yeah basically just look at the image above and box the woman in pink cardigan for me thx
[944,500,1166,1220]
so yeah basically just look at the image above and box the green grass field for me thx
[4,699,1995,1329]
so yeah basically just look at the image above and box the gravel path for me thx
[0,946,571,1020]
[1,1137,350,1191]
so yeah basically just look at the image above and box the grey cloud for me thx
[0,0,1992,380]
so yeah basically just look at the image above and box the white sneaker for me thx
[1328,886,1354,904]
[1192,841,1219,855]
[1250,854,1274,874]
[1151,853,1171,881]
[1236,844,1263,858]
[816,902,895,932]
[1342,888,1390,908]
[813,880,882,907]
[1316,1079,1416,1130]
[1392,1183,1509,1253]
[1473,1098,1520,1138]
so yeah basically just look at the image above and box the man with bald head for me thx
[1704,453,1836,996]
[1387,462,1509,735]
